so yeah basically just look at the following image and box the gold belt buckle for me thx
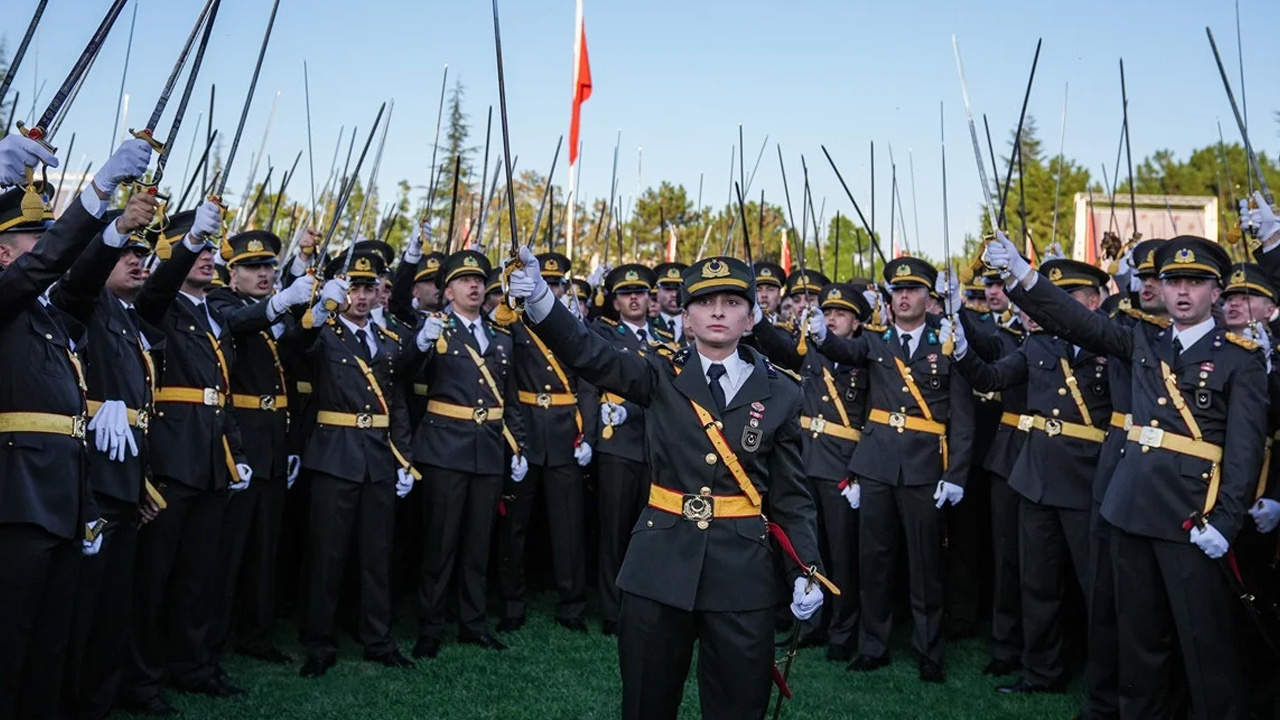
[1124,414,1133,431]
[810,417,827,434]
[202,388,219,406]
[356,413,373,429]
[136,409,150,431]
[258,395,276,411]
[1044,418,1063,437]
[1138,425,1164,449]
[1017,415,1034,432]
[71,415,87,439]
[681,493,714,528]
[888,412,906,429]
[536,392,552,409]
[472,407,489,424]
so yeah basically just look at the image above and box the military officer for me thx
[508,249,825,720]
[753,260,786,324]
[809,256,975,683]
[651,261,688,342]
[122,200,256,711]
[0,135,151,720]
[785,269,830,326]
[580,263,669,635]
[987,232,1265,720]
[753,282,871,662]
[297,250,416,678]
[48,195,165,720]
[207,231,315,667]
[498,251,594,633]
[947,258,1114,694]
[404,250,528,659]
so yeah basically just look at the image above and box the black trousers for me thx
[123,480,226,703]
[1112,530,1243,720]
[809,477,859,650]
[618,593,774,720]
[1083,504,1120,720]
[596,455,649,625]
[1018,500,1089,687]
[0,523,80,720]
[1234,523,1280,720]
[945,464,990,634]
[211,475,286,659]
[302,472,396,661]
[417,466,502,640]
[989,473,1022,663]
[858,480,945,664]
[499,461,586,621]
[65,495,139,720]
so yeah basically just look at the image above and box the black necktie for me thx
[354,328,372,362]
[707,363,728,413]
[637,328,647,344]
[1172,337,1184,357]
[901,333,912,359]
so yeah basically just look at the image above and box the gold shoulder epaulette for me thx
[999,324,1023,337]
[769,361,803,384]
[598,317,618,327]
[380,327,401,343]
[863,322,887,334]
[1226,332,1261,351]
[491,324,511,335]
[1123,307,1172,329]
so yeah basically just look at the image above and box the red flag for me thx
[569,0,592,166]
[664,223,678,262]
[780,229,792,275]
[1025,235,1039,267]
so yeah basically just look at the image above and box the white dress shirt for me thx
[179,291,221,336]
[119,298,152,350]
[1170,316,1216,354]
[622,320,649,344]
[661,311,683,340]
[338,314,379,357]
[895,324,924,358]
[454,313,489,354]
[697,350,752,406]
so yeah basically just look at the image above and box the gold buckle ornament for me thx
[356,413,374,429]
[1044,419,1063,437]
[1017,415,1034,432]
[472,407,489,424]
[536,392,552,409]
[71,415,87,440]
[1138,426,1164,449]
[136,410,150,432]
[810,417,827,434]
[682,492,714,529]
[258,395,276,411]
[202,388,219,406]
[888,412,906,429]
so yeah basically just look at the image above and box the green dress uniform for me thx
[526,257,824,720]
[1007,237,1265,720]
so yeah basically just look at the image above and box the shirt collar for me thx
[894,323,923,340]
[697,349,748,385]
[1171,316,1216,351]
[661,311,682,324]
[338,314,371,335]
[622,320,648,336]
[179,290,206,307]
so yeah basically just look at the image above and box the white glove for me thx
[511,454,529,483]
[188,200,223,242]
[1043,241,1064,261]
[403,222,428,263]
[1250,499,1280,534]
[982,231,1030,281]
[1244,323,1274,373]
[1115,245,1134,278]
[934,480,964,508]
[807,308,827,343]
[87,400,139,463]
[752,303,763,326]
[790,576,824,621]
[0,134,58,185]
[586,264,608,288]
[270,273,316,315]
[862,289,880,314]
[574,441,593,467]
[935,265,962,312]
[841,482,860,510]
[602,401,628,427]
[230,463,253,492]
[319,277,350,307]
[507,246,547,301]
[1189,522,1229,559]
[1244,192,1280,248]
[94,137,153,194]
[82,528,104,557]
[395,467,415,498]
[416,313,446,351]
[287,455,301,489]
[940,316,968,360]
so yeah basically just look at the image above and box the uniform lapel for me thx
[673,352,721,419]
[723,348,772,414]
[1175,325,1218,371]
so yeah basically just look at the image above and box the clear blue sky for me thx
[7,0,1278,261]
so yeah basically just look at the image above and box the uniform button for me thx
[1150,420,1159,428]
[546,365,553,371]
[545,384,552,391]
[901,386,909,393]
[822,395,830,402]
[1057,388,1067,396]
[1157,397,1167,405]
[704,453,717,465]
[1201,473,1209,480]
[366,386,372,391]
[646,520,653,527]
[188,326,196,332]
[365,404,371,410]
[1051,409,1060,417]
[900,407,907,413]
[45,333,52,340]
[699,486,711,495]
[1199,371,1209,379]
[1198,381,1206,387]
[479,378,485,384]
[1141,446,1150,453]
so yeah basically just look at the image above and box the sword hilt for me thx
[129,127,166,154]
[15,121,57,155]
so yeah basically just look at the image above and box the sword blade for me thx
[215,0,281,199]
[951,35,1002,234]
[1206,27,1273,205]
[152,0,222,184]
[325,103,385,270]
[0,0,49,106]
[143,0,218,133]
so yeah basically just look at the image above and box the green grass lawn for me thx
[127,596,1083,720]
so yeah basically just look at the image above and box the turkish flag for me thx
[780,228,792,276]
[569,0,592,166]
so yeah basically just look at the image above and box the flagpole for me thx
[567,0,586,262]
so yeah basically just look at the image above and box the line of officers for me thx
[4,136,1280,720]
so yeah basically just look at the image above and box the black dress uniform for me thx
[123,213,252,706]
[1007,236,1266,720]
[298,250,415,675]
[0,185,110,720]
[50,225,163,720]
[651,261,689,344]
[206,231,295,664]
[752,282,870,660]
[955,258,1114,692]
[578,264,671,633]
[815,257,976,677]
[402,250,528,654]
[525,256,824,720]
